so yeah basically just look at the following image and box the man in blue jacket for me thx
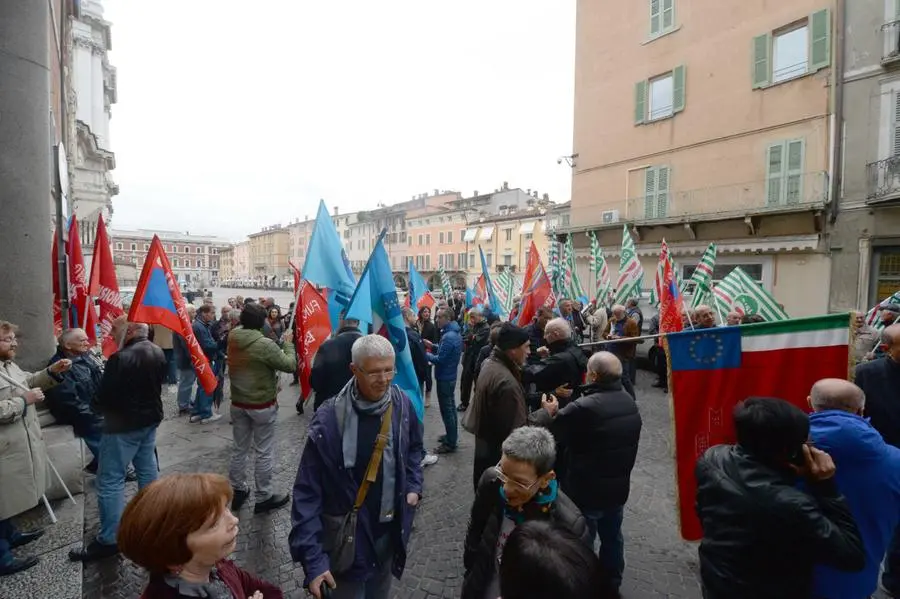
[426,307,463,454]
[190,304,221,424]
[808,378,900,599]
[289,335,424,599]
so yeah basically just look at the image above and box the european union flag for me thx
[668,327,741,371]
[302,200,357,329]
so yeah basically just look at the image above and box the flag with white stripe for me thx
[688,243,717,310]
[614,225,644,305]
[713,267,788,321]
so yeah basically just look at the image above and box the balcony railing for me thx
[622,171,828,223]
[882,20,900,65]
[866,157,900,201]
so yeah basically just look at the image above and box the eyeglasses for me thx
[493,462,541,492]
[0,336,16,345]
[357,367,396,381]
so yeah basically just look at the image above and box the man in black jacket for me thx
[695,397,865,599]
[309,316,362,410]
[70,322,166,563]
[403,308,429,393]
[459,308,490,412]
[533,351,641,593]
[523,318,587,403]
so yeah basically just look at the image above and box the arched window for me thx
[130,243,137,251]
[115,242,123,250]
[196,247,203,254]
[173,258,180,268]
[184,246,190,254]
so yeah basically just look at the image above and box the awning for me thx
[519,221,536,234]
[463,228,478,242]
[480,226,495,241]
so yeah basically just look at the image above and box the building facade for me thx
[109,229,231,288]
[565,0,835,317]
[248,225,290,286]
[829,0,900,311]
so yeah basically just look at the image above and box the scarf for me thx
[499,479,559,525]
[334,379,397,523]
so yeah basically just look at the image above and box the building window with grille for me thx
[752,10,830,89]
[872,248,900,304]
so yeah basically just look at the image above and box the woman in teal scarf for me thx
[461,426,595,599]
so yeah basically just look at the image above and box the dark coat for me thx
[562,310,586,339]
[192,318,219,361]
[472,349,528,451]
[417,319,438,344]
[473,343,493,383]
[288,387,424,585]
[532,379,641,509]
[406,326,428,386]
[140,559,283,599]
[525,322,546,365]
[45,349,104,438]
[695,444,866,599]
[856,357,900,448]
[172,334,193,370]
[523,339,587,394]
[309,326,362,407]
[603,317,640,360]
[463,321,490,368]
[94,336,166,434]
[461,469,592,599]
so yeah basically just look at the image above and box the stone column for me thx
[0,0,55,369]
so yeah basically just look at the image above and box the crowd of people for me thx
[1,291,899,599]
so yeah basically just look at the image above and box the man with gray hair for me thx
[71,322,166,563]
[534,351,641,593]
[807,378,900,599]
[290,334,424,599]
[523,317,586,405]
[604,305,640,393]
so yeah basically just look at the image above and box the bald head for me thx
[587,351,623,381]
[885,323,900,346]
[544,318,571,342]
[809,378,865,414]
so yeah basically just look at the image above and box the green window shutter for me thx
[766,142,786,206]
[644,167,658,218]
[785,139,805,204]
[650,0,661,35]
[635,80,647,125]
[657,166,670,217]
[672,65,686,114]
[892,92,900,156]
[752,34,771,89]
[809,9,831,72]
[662,0,675,30]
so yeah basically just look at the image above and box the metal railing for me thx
[882,20,900,64]
[866,157,900,201]
[621,171,828,223]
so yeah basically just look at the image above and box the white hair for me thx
[501,426,557,475]
[351,334,396,364]
[587,351,623,378]
[59,328,86,347]
[545,318,571,339]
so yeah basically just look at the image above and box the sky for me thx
[102,0,576,242]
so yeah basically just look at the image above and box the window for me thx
[130,243,137,251]
[184,246,190,254]
[447,254,454,269]
[418,234,423,245]
[426,255,431,269]
[439,232,445,244]
[447,231,453,244]
[458,252,466,268]
[525,233,533,240]
[173,258,180,268]
[439,254,444,267]
[469,253,475,268]
[480,227,494,241]
[504,228,513,242]
[644,166,671,218]
[649,0,675,37]
[212,261,217,268]
[752,10,830,89]
[635,66,685,124]
[503,254,513,266]
[143,243,149,251]
[460,229,466,242]
[765,139,805,206]
[426,234,431,245]
[212,248,218,255]
[408,236,413,247]
[485,253,493,267]
[872,248,900,304]
[115,242,123,250]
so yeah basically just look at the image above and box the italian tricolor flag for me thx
[667,313,852,540]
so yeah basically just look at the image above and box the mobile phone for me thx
[320,583,334,599]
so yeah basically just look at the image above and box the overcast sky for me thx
[103,1,575,242]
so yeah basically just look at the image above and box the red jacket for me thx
[140,559,283,599]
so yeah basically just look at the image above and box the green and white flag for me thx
[713,266,788,322]
[564,234,587,301]
[688,243,717,310]
[589,232,612,305]
[549,240,565,298]
[438,265,453,298]
[493,269,517,313]
[614,225,644,305]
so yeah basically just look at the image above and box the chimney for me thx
[304,215,308,221]
[433,188,439,196]
[533,191,538,199]
[333,206,339,216]
[473,190,478,196]
[526,189,531,196]
[503,181,509,190]
[542,193,549,201]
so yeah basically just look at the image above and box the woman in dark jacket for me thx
[462,426,594,599]
[417,306,438,404]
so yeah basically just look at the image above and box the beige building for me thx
[248,225,290,287]
[108,228,231,288]
[233,240,250,280]
[567,0,836,317]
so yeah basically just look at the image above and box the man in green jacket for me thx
[227,303,297,513]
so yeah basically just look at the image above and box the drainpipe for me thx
[828,0,846,225]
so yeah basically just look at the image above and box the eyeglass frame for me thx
[493,461,542,493]
[355,366,397,381]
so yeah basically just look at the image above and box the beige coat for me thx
[152,325,174,350]
[0,361,57,520]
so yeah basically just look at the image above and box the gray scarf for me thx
[334,379,397,524]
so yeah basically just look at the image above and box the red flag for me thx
[89,216,124,357]
[65,219,98,344]
[128,236,217,393]
[289,260,302,293]
[658,241,684,335]
[297,281,331,399]
[517,242,556,326]
[52,232,64,337]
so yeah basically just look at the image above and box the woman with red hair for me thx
[118,473,283,599]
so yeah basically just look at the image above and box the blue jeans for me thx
[192,360,220,419]
[436,379,458,449]
[177,368,196,410]
[883,525,900,593]
[96,425,159,545]
[583,506,625,589]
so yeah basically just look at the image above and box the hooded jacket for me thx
[695,444,865,599]
[226,326,296,408]
[427,320,462,381]
[809,410,900,599]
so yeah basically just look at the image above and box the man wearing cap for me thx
[470,322,535,490]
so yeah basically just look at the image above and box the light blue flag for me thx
[478,246,507,318]
[465,286,475,308]
[407,259,434,310]
[346,232,425,421]
[302,200,357,329]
